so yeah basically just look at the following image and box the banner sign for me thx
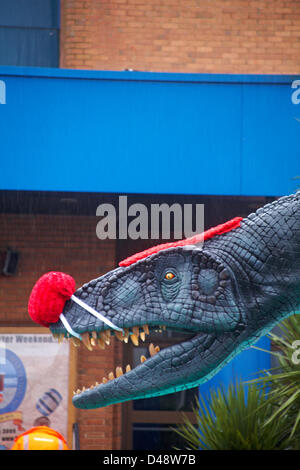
[0,332,70,450]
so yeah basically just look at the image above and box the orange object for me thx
[11,426,69,450]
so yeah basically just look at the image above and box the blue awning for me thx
[0,66,299,196]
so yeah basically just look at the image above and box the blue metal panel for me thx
[0,1,59,67]
[242,84,300,196]
[0,66,299,196]
[199,336,271,403]
[0,28,59,67]
[0,0,60,28]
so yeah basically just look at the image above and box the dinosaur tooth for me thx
[116,366,123,377]
[82,332,93,351]
[130,334,139,346]
[91,331,97,347]
[108,371,115,381]
[100,331,111,346]
[125,364,131,373]
[71,337,81,347]
[115,331,124,342]
[102,377,108,384]
[123,329,129,343]
[140,355,147,363]
[104,330,111,345]
[149,343,156,356]
[143,324,149,335]
[149,344,160,356]
[58,333,64,343]
[97,337,106,350]
[140,331,146,342]
[132,326,140,337]
[100,331,106,341]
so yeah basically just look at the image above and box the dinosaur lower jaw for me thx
[70,328,217,409]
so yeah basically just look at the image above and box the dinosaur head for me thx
[28,192,300,409]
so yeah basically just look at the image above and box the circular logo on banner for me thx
[0,349,27,414]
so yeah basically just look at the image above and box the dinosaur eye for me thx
[161,268,180,301]
[165,272,175,280]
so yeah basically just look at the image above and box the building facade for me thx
[0,0,300,450]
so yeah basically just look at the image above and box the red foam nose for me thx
[28,272,76,327]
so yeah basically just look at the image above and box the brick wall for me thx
[60,0,300,74]
[0,213,122,450]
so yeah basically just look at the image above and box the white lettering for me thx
[291,80,300,104]
[291,340,300,365]
[0,80,6,105]
[96,203,116,239]
[96,197,205,241]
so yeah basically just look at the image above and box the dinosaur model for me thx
[28,192,300,409]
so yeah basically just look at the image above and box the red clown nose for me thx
[28,272,76,327]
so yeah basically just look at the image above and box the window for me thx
[0,0,59,67]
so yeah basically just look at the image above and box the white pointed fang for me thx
[91,331,97,347]
[132,326,140,337]
[82,332,93,351]
[58,334,64,343]
[108,372,115,381]
[126,364,131,373]
[130,334,139,346]
[100,331,111,345]
[149,343,159,357]
[102,330,111,345]
[116,366,123,377]
[97,338,106,350]
[123,329,129,343]
[140,355,147,363]
[102,378,108,384]
[140,331,146,342]
[71,337,81,347]
[115,331,124,342]
[143,325,149,335]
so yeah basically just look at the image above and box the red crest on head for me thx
[119,217,242,267]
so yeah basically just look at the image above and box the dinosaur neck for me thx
[207,192,300,326]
